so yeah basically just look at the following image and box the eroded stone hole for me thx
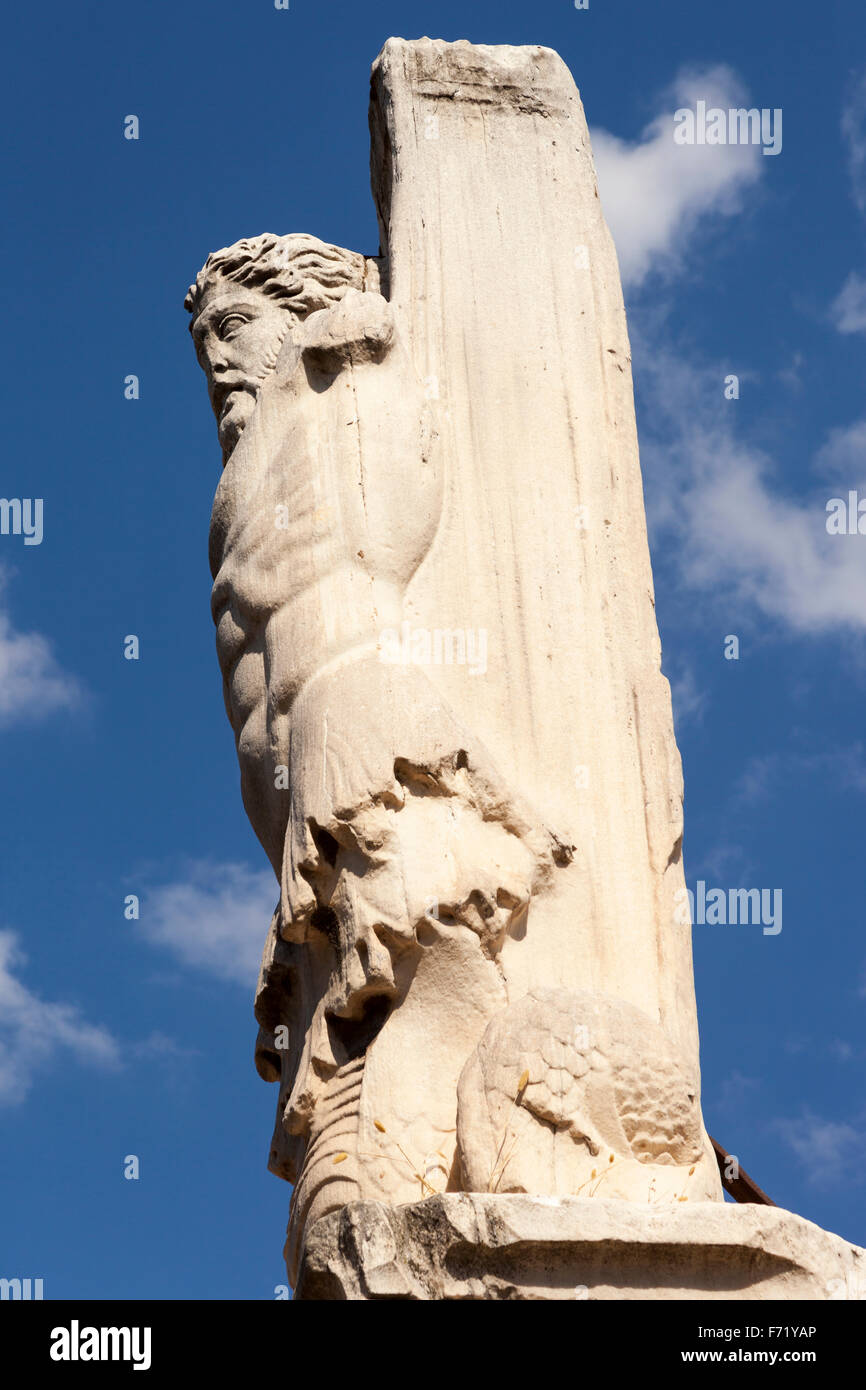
[310,905,341,948]
[327,994,393,1062]
[311,823,340,867]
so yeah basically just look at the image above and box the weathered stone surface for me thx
[185,36,859,1297]
[296,1195,866,1301]
[456,988,719,1204]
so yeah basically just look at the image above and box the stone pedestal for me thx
[294,1194,866,1301]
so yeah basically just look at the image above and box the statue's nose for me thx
[207,342,230,374]
[342,922,397,1001]
[281,1010,339,1136]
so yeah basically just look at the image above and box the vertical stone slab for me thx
[369,40,699,1068]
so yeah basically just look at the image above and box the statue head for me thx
[185,233,368,461]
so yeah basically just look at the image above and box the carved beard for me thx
[218,315,294,463]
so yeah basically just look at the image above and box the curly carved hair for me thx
[184,233,369,322]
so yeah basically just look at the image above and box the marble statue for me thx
[185,38,865,1300]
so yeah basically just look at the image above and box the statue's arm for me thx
[268,289,397,384]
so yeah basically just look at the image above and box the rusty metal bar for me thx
[710,1136,776,1206]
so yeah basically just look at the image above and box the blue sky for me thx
[1,0,864,1297]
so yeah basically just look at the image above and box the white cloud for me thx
[592,65,763,288]
[139,860,276,987]
[775,353,804,392]
[733,755,779,806]
[0,930,121,1105]
[0,568,82,726]
[734,747,866,804]
[667,662,708,728]
[717,1069,761,1113]
[828,74,866,332]
[773,1110,865,1186]
[690,842,752,883]
[830,272,866,335]
[130,1031,201,1062]
[842,70,866,217]
[637,337,866,635]
[786,1036,860,1063]
[814,418,866,485]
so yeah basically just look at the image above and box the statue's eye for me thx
[219,314,248,338]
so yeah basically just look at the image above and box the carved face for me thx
[190,281,292,460]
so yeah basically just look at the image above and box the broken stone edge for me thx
[293,1193,866,1300]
